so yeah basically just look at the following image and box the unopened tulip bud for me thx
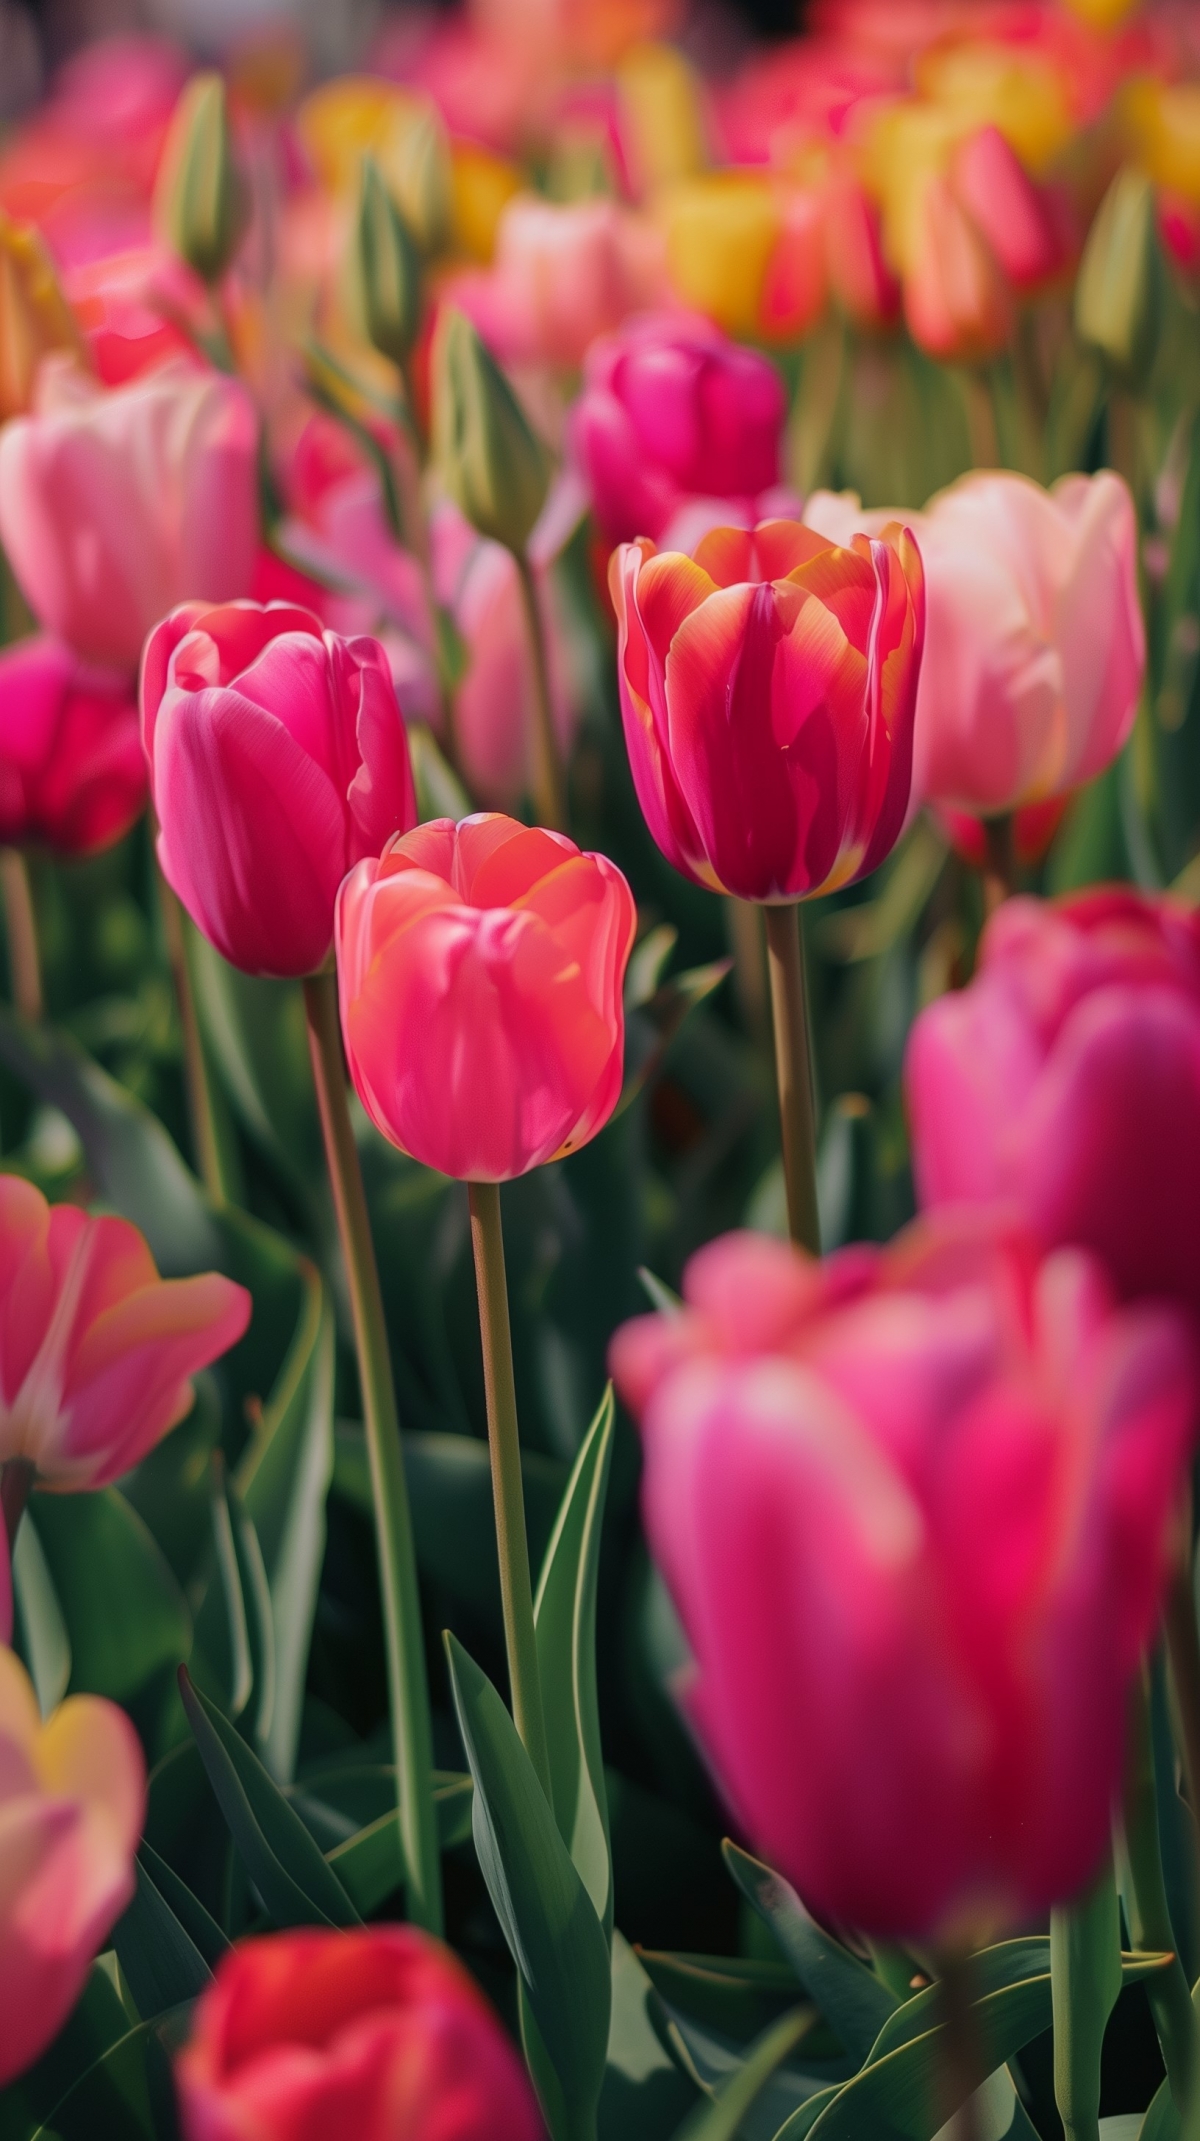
[157,72,248,286]
[1075,166,1162,388]
[432,307,550,554]
[389,105,452,259]
[357,156,421,367]
[0,214,80,420]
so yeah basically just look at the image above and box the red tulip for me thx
[175,1926,543,2141]
[610,518,924,902]
[611,1217,1197,1940]
[336,813,636,1182]
[0,634,145,855]
[950,126,1066,293]
[141,601,417,980]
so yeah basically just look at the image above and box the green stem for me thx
[1,849,42,1021]
[303,970,442,1936]
[1,1458,33,1555]
[763,902,820,1255]
[727,896,769,1044]
[1166,1493,1200,1853]
[1120,1662,1197,2108]
[467,1180,552,1798]
[156,869,232,1207]
[981,813,1017,918]
[1050,1861,1123,2141]
[514,552,567,834]
[935,1953,983,2141]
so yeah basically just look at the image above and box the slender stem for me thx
[467,1180,552,1799]
[514,552,567,834]
[1165,1493,1200,1850]
[727,896,769,1044]
[936,1954,983,2141]
[962,369,999,470]
[763,902,821,1255]
[156,869,230,1206]
[1,849,42,1021]
[303,971,442,1936]
[981,813,1017,917]
[1,1458,33,1554]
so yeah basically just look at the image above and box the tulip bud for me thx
[357,156,421,368]
[157,72,248,286]
[1074,166,1162,388]
[432,307,550,554]
[0,214,80,421]
[388,104,452,259]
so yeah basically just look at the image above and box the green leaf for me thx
[1138,2076,1180,2141]
[10,1510,70,1715]
[446,1632,611,2138]
[619,959,731,1116]
[111,1858,213,2019]
[29,1491,191,1701]
[638,1953,833,2049]
[324,1774,474,1915]
[27,2010,189,2141]
[722,1841,898,2061]
[186,936,321,1204]
[670,2009,815,2141]
[599,1933,699,2141]
[534,1384,615,1940]
[136,1844,230,1971]
[179,1666,360,1929]
[1052,1863,1124,2141]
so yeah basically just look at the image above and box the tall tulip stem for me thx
[1,1458,33,1555]
[981,814,1017,914]
[156,869,232,1207]
[303,970,443,1936]
[467,1180,552,1798]
[1,849,42,1022]
[514,553,567,835]
[1164,1497,1200,1851]
[764,902,821,1255]
[935,1955,983,2141]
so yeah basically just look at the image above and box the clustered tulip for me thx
[0,634,145,855]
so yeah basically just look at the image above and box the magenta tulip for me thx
[0,635,145,855]
[611,1217,1197,1940]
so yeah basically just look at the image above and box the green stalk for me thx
[1,848,42,1022]
[935,1953,983,2141]
[467,1180,552,1798]
[763,902,820,1255]
[514,552,567,834]
[1120,1662,1197,2108]
[156,868,233,1206]
[303,970,442,1935]
[1,1458,33,1554]
[1050,1861,1123,2141]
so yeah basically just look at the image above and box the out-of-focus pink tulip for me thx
[935,796,1070,873]
[907,888,1200,1324]
[63,244,205,386]
[611,1216,1197,1940]
[903,172,1012,362]
[175,1926,543,2141]
[0,359,259,673]
[0,636,146,855]
[337,814,636,1182]
[823,172,901,331]
[610,517,924,902]
[951,126,1065,292]
[760,188,828,343]
[804,471,1143,817]
[449,193,665,369]
[0,1646,145,2087]
[571,311,787,547]
[142,601,417,980]
[0,1174,250,1489]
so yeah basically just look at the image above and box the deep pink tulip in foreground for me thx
[337,813,636,1182]
[0,634,145,854]
[0,1174,250,1488]
[612,1218,1196,1940]
[907,888,1200,1322]
[142,601,417,978]
[611,518,924,902]
[0,1646,145,2086]
[175,1926,543,2141]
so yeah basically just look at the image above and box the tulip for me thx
[823,173,901,333]
[658,172,779,339]
[142,600,417,979]
[432,307,550,557]
[907,887,1200,1325]
[949,126,1064,294]
[154,72,247,287]
[0,213,80,421]
[0,359,260,674]
[448,193,665,373]
[804,470,1143,819]
[610,1217,1198,1940]
[1074,166,1162,389]
[0,1647,145,2087]
[903,171,1012,364]
[175,1926,543,2141]
[571,311,787,547]
[62,243,205,388]
[0,635,146,856]
[336,812,636,1182]
[356,157,421,370]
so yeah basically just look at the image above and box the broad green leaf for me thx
[1137,2077,1180,2141]
[670,2009,815,2141]
[28,2010,189,2141]
[1051,1864,1123,2141]
[324,1774,474,1915]
[1118,1669,1194,2109]
[136,1845,230,1971]
[638,1953,838,2051]
[446,1632,611,2138]
[10,1511,70,1715]
[29,1491,190,1701]
[207,1459,253,1721]
[722,1842,897,2061]
[111,1859,213,2019]
[599,1933,698,2141]
[534,1384,615,1939]
[187,937,321,1204]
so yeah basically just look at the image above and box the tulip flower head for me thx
[0,1646,145,2086]
[610,518,924,903]
[0,635,146,855]
[0,1174,250,1490]
[611,1218,1197,1941]
[141,601,418,979]
[336,813,636,1181]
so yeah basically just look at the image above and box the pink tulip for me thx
[0,1645,145,2086]
[804,470,1143,818]
[142,600,417,979]
[0,635,146,855]
[823,171,901,332]
[64,243,206,386]
[903,172,1012,364]
[175,1926,543,2141]
[336,813,636,1182]
[951,126,1066,293]
[760,187,829,342]
[610,517,924,903]
[611,1217,1197,1940]
[571,311,787,547]
[907,887,1200,1324]
[448,194,665,371]
[0,1173,250,1489]
[0,358,259,673]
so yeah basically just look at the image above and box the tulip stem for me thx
[467,1180,552,1799]
[303,970,443,1937]
[514,552,567,834]
[981,813,1017,915]
[1165,1499,1200,1853]
[1,1458,33,1554]
[1,849,43,1022]
[936,1953,983,2141]
[764,902,821,1256]
[156,870,232,1207]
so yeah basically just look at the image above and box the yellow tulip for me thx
[0,213,80,422]
[915,41,1075,173]
[618,41,708,196]
[658,171,778,336]
[450,142,523,264]
[1123,77,1200,204]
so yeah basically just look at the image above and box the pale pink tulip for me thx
[448,194,666,370]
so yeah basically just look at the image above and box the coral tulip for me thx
[175,1926,543,2141]
[0,1646,145,2085]
[903,171,1012,363]
[0,635,146,854]
[0,358,259,673]
[950,126,1065,293]
[141,601,417,979]
[0,1174,250,1489]
[449,192,665,371]
[907,888,1200,1324]
[611,1217,1197,1940]
[336,813,636,1181]
[610,518,924,902]
[804,471,1143,818]
[571,311,787,547]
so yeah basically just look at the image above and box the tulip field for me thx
[3,0,1200,2135]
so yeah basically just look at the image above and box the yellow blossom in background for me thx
[296,76,408,193]
[862,99,968,277]
[449,143,523,262]
[658,169,778,334]
[915,40,1076,172]
[618,41,708,197]
[0,213,81,420]
[1061,0,1142,26]
[1124,77,1200,203]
